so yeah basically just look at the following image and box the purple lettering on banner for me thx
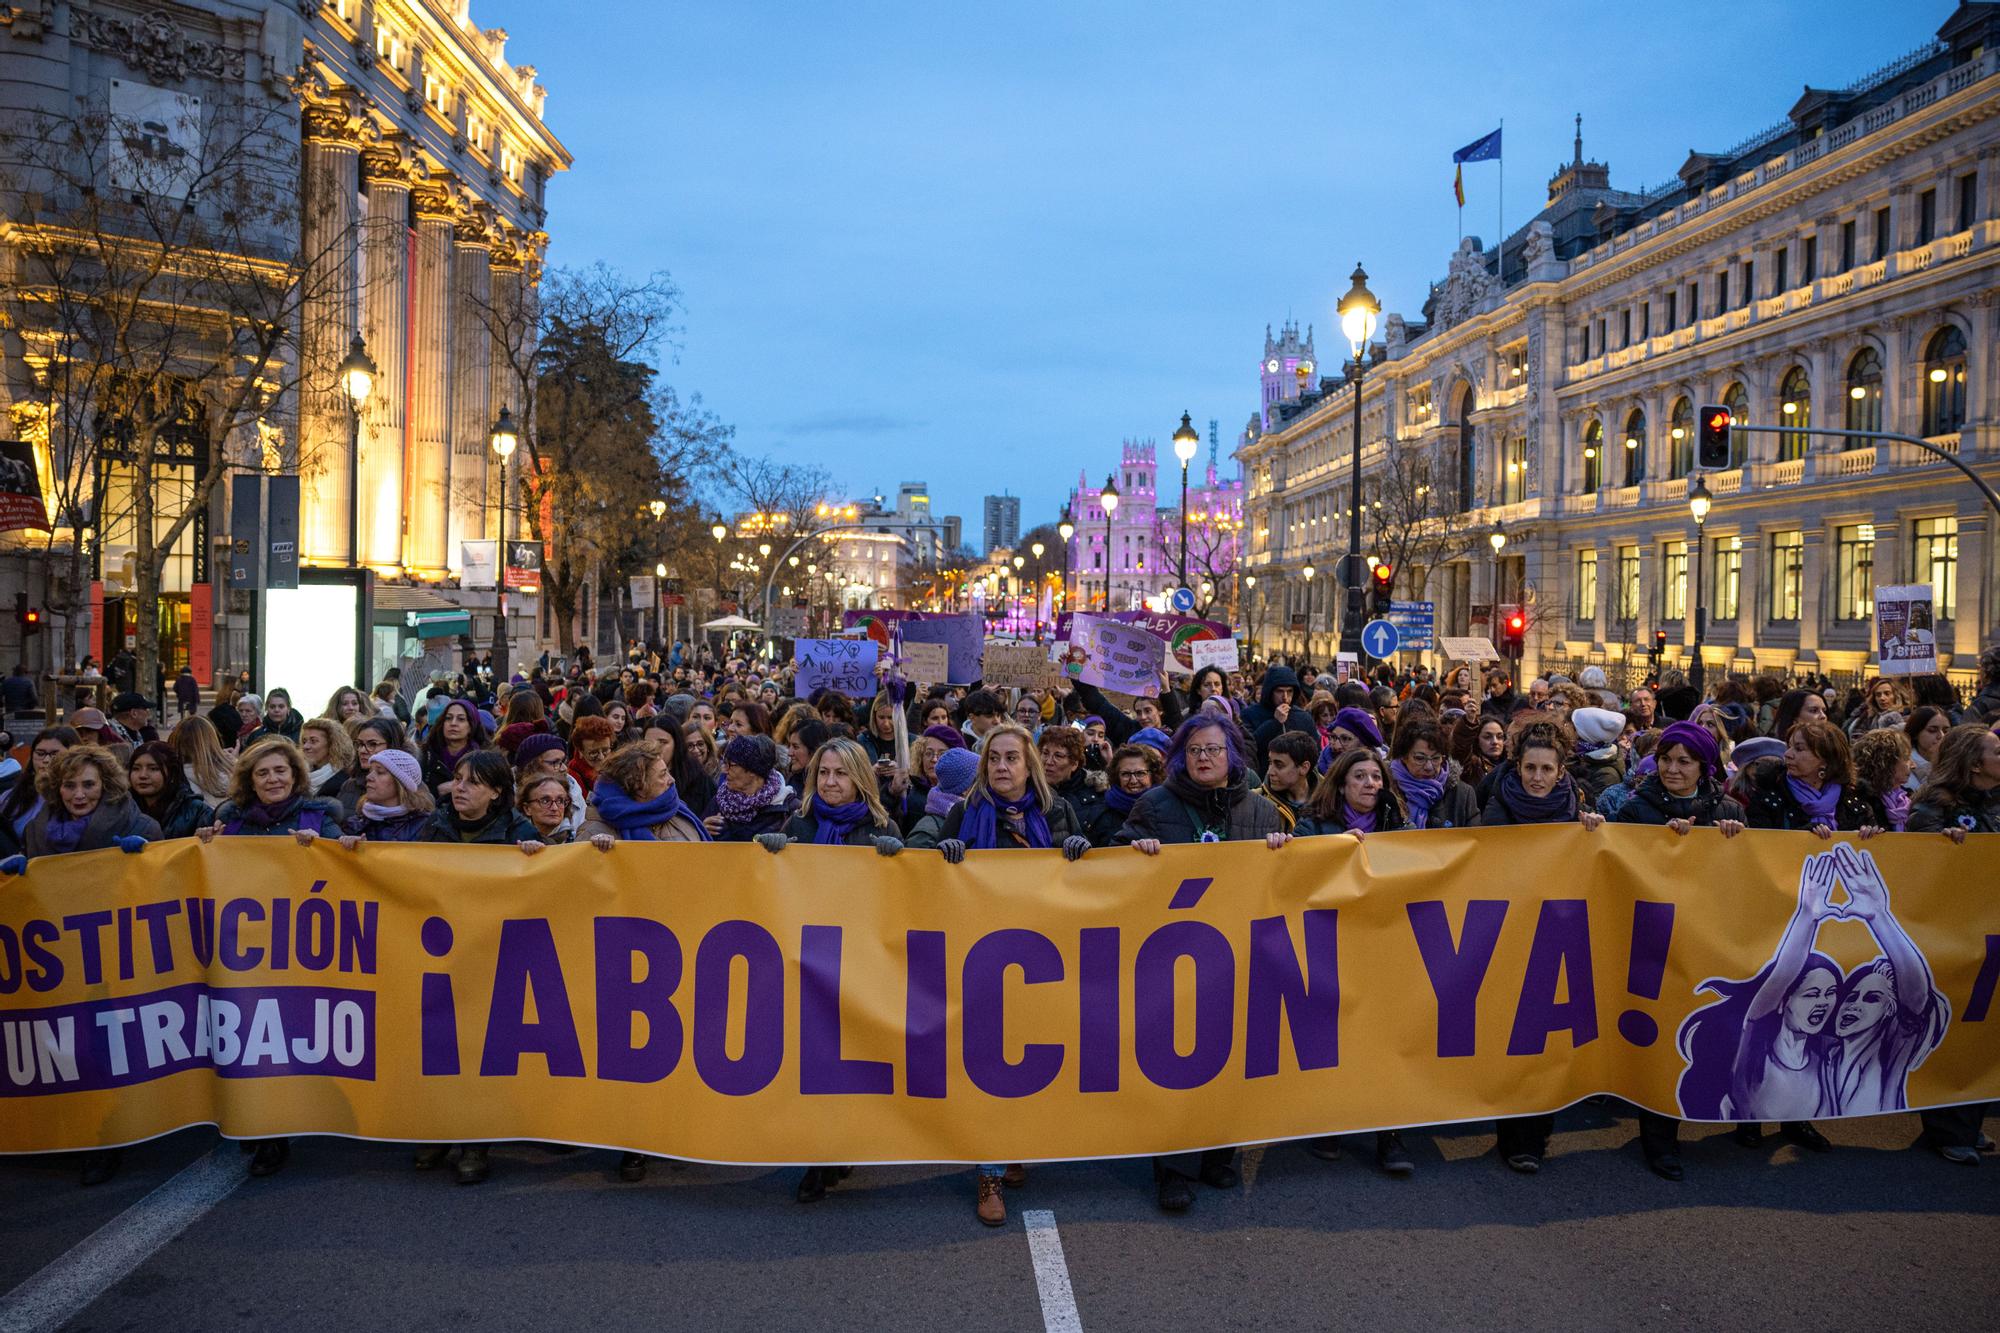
[295,897,336,971]
[1244,911,1339,1078]
[693,920,784,1096]
[1408,899,1509,1057]
[962,929,1065,1098]
[1506,900,1598,1056]
[63,910,112,984]
[1965,934,2000,1023]
[478,919,585,1078]
[0,927,16,994]
[421,972,458,1076]
[904,930,947,1098]
[1078,927,1120,1093]
[184,897,215,967]
[24,920,62,993]
[115,905,133,982]
[217,899,262,971]
[0,982,374,1094]
[338,900,378,975]
[595,916,684,1084]
[1134,921,1235,1091]
[133,899,181,975]
[268,897,290,971]
[799,925,893,1095]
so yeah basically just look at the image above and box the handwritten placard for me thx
[982,642,1062,690]
[900,641,950,684]
[795,638,879,699]
[1189,637,1240,673]
[1062,613,1164,697]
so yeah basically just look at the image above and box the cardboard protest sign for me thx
[1061,613,1164,697]
[1189,637,1240,673]
[982,642,1062,690]
[1874,584,1937,676]
[899,641,950,684]
[794,638,879,698]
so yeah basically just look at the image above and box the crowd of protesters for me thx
[4,637,1998,1224]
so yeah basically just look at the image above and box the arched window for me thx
[1922,326,1967,437]
[1777,366,1811,461]
[1622,407,1646,486]
[1668,397,1694,478]
[1845,348,1883,439]
[1456,391,1476,511]
[1722,382,1750,468]
[1581,419,1602,494]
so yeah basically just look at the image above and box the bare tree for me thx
[0,92,369,687]
[471,263,733,651]
[1363,441,1482,609]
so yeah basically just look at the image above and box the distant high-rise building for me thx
[983,494,1021,554]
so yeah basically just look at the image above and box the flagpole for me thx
[1496,118,1504,281]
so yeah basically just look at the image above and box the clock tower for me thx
[1259,319,1316,428]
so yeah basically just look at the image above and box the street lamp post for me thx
[1172,410,1199,588]
[1336,264,1381,658]
[1030,540,1046,640]
[1688,474,1713,696]
[1099,475,1120,611]
[1243,573,1258,656]
[336,333,377,569]
[1301,563,1316,662]
[1057,508,1075,631]
[489,407,519,683]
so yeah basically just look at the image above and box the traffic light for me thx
[1368,561,1394,616]
[1697,404,1732,470]
[1654,629,1668,654]
[1501,608,1526,659]
[12,592,40,637]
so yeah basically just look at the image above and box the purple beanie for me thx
[722,732,777,779]
[922,724,967,750]
[514,732,568,770]
[933,746,981,797]
[367,748,424,795]
[1657,720,1721,778]
[1130,726,1173,753]
[1331,707,1385,750]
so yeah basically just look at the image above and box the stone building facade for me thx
[1240,4,2000,687]
[0,0,565,682]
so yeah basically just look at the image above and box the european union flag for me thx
[1453,129,1502,163]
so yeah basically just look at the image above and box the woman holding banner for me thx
[1086,743,1163,846]
[1908,724,2000,1161]
[126,741,214,839]
[702,734,798,841]
[1118,713,1286,1212]
[1742,719,1887,839]
[766,737,903,851]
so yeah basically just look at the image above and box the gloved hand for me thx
[117,836,148,854]
[754,833,789,854]
[873,836,904,857]
[0,854,24,876]
[937,838,966,865]
[1062,835,1090,862]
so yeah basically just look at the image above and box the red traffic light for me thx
[1507,613,1525,632]
[21,608,39,625]
[1705,409,1731,431]
[1370,563,1394,586]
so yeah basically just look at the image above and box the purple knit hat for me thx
[514,732,568,770]
[922,724,967,750]
[1656,720,1721,778]
[1331,707,1385,750]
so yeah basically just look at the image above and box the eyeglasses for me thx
[1185,744,1229,760]
[1403,751,1445,771]
[526,795,570,810]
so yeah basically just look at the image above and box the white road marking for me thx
[1021,1208,1082,1333]
[0,1146,243,1333]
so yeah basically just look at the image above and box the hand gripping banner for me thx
[2,830,1996,1161]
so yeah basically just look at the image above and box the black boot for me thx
[796,1167,827,1203]
[619,1153,648,1182]
[455,1144,490,1185]
[412,1145,450,1170]
[79,1149,122,1187]
[1156,1169,1194,1212]
[248,1139,290,1178]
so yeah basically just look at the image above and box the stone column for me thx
[1797,526,1826,662]
[298,110,360,566]
[406,184,456,576]
[1734,532,1762,656]
[448,220,493,566]
[1952,510,1989,661]
[358,147,411,570]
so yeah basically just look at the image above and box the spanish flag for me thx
[1454,162,1464,207]
[1452,128,1502,205]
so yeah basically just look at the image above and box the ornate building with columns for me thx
[1241,2,2000,687]
[0,0,564,682]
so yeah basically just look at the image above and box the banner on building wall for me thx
[227,476,261,590]
[188,583,213,685]
[503,542,542,593]
[7,832,1991,1162]
[0,442,49,532]
[265,475,299,591]
[460,542,496,590]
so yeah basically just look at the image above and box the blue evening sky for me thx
[490,0,1938,536]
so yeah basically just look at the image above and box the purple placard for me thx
[897,614,985,685]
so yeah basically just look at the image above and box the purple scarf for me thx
[42,810,90,854]
[810,795,874,844]
[1787,775,1843,825]
[1344,806,1378,834]
[1391,760,1446,829]
[924,784,963,818]
[958,788,1052,850]
[1881,786,1911,832]
[715,771,785,824]
[593,777,709,841]
[1103,784,1140,815]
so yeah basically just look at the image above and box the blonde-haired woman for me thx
[299,717,358,813]
[755,735,904,1205]
[169,713,233,803]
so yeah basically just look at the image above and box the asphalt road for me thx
[2,1107,1995,1332]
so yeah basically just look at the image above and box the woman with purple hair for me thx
[1114,712,1287,1213]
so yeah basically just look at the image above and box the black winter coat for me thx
[703,786,800,842]
[139,788,215,840]
[341,807,434,841]
[1612,775,1746,827]
[1113,775,1283,845]
[782,811,899,846]
[212,796,345,837]
[417,806,541,844]
[1741,765,1886,832]
[938,795,1084,847]
[1907,788,2000,835]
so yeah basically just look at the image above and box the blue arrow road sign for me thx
[1362,619,1401,657]
[1170,586,1195,613]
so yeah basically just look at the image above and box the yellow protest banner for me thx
[2,830,1994,1161]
